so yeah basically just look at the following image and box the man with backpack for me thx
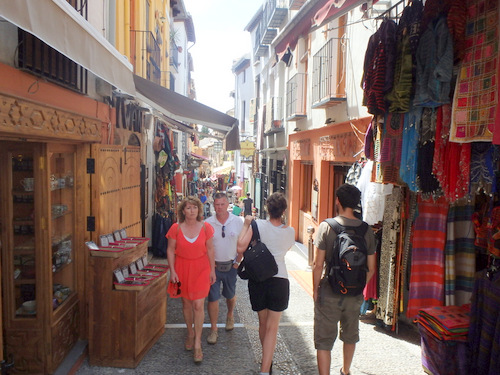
[312,183,376,375]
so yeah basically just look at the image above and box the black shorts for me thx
[248,277,289,312]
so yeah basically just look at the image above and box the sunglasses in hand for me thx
[171,281,181,296]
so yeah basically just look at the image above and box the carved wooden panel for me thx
[50,302,80,373]
[0,93,101,142]
[5,329,44,374]
[122,147,141,237]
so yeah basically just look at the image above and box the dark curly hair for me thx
[266,192,287,219]
[336,183,361,209]
[177,196,204,222]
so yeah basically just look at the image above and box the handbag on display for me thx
[237,220,278,282]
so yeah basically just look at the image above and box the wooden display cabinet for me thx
[0,142,79,374]
[88,243,167,368]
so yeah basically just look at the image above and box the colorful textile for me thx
[418,323,470,375]
[375,112,404,184]
[487,206,500,257]
[468,269,500,375]
[450,0,499,142]
[376,187,403,326]
[470,143,500,195]
[400,108,421,191]
[407,196,449,319]
[362,19,397,115]
[386,0,423,113]
[413,14,454,107]
[445,203,476,306]
[417,108,441,194]
[433,104,471,201]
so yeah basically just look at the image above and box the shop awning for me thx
[190,153,210,161]
[0,0,136,95]
[212,165,232,176]
[133,75,240,151]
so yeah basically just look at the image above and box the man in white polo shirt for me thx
[205,192,244,344]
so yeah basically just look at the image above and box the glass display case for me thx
[48,146,76,311]
[11,149,37,318]
[1,142,79,374]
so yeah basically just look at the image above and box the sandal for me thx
[184,335,194,351]
[193,347,203,364]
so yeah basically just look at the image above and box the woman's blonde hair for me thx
[177,195,204,222]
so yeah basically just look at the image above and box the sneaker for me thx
[207,329,218,344]
[225,316,235,331]
[340,369,350,375]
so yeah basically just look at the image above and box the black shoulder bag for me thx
[237,220,278,282]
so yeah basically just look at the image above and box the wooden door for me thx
[91,145,142,240]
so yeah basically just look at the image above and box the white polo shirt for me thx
[205,213,244,262]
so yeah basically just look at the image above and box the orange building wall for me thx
[288,117,372,244]
[0,62,115,142]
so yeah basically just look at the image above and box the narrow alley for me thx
[74,245,423,375]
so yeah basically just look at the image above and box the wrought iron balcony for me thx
[312,38,346,108]
[130,30,162,85]
[286,73,307,121]
[289,0,307,11]
[263,0,288,28]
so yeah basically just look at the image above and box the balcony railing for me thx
[263,0,288,28]
[289,0,306,11]
[17,30,88,94]
[264,97,284,134]
[130,30,161,85]
[312,38,346,108]
[286,73,307,121]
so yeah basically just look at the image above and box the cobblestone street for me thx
[75,245,424,375]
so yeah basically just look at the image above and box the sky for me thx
[182,0,263,114]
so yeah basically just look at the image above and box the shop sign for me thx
[240,140,255,158]
[319,132,359,160]
[291,138,311,159]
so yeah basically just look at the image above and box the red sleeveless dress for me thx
[166,222,214,300]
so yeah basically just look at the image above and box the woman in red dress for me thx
[167,196,215,363]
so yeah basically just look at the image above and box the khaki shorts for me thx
[314,280,364,350]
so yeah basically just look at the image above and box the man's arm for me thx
[366,253,376,284]
[312,246,326,302]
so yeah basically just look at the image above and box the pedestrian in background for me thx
[312,184,376,375]
[237,192,295,375]
[166,196,216,364]
[243,192,253,217]
[205,192,244,344]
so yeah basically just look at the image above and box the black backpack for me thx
[324,218,369,296]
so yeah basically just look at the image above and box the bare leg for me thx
[257,309,282,373]
[207,300,219,332]
[341,343,356,375]
[192,298,205,349]
[182,298,195,339]
[317,349,331,375]
[226,296,236,318]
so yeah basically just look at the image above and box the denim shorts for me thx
[208,267,237,302]
[248,277,290,312]
[314,281,364,350]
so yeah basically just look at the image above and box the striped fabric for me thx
[468,269,500,374]
[407,195,449,319]
[444,202,476,306]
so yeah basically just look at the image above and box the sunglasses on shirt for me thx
[222,225,226,238]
